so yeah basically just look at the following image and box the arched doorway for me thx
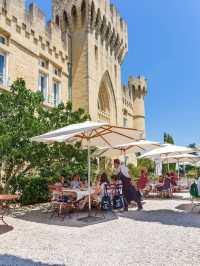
[97,71,117,124]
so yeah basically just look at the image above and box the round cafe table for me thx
[0,195,19,225]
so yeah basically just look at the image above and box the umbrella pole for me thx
[123,150,126,166]
[178,160,180,179]
[88,139,91,215]
[167,156,169,172]
[78,139,103,222]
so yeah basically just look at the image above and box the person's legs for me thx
[123,197,129,211]
[130,187,143,210]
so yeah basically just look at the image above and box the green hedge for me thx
[9,176,58,205]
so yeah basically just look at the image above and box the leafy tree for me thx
[137,158,155,173]
[164,132,175,144]
[0,79,90,191]
[128,163,140,180]
[163,133,175,173]
[188,143,198,155]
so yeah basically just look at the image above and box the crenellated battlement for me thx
[0,0,147,133]
[52,0,128,64]
[128,76,148,98]
[0,0,68,63]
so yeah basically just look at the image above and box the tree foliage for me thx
[137,158,155,173]
[164,132,175,144]
[0,79,90,191]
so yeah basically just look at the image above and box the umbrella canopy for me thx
[31,121,143,216]
[139,144,195,159]
[31,121,143,147]
[96,140,161,157]
[162,153,200,164]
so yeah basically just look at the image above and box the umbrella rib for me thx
[91,126,113,138]
[104,128,138,141]
[125,145,146,152]
[88,127,113,139]
[111,125,143,132]
[93,129,113,147]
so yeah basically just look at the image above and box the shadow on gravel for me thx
[12,205,118,227]
[119,209,200,228]
[176,203,200,213]
[0,254,64,266]
[0,225,13,235]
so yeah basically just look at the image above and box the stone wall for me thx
[0,0,147,135]
[0,0,69,106]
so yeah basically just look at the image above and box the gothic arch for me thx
[55,15,60,27]
[90,1,95,27]
[71,5,78,30]
[97,71,117,124]
[81,0,86,25]
[95,8,101,28]
[63,11,69,28]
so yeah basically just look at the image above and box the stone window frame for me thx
[38,71,49,102]
[52,79,61,107]
[39,57,49,70]
[53,66,62,78]
[0,49,8,87]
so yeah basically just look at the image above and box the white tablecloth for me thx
[62,189,91,201]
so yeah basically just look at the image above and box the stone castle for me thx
[0,0,147,133]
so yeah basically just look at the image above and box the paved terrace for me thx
[0,197,200,266]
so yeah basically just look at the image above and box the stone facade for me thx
[0,0,147,133]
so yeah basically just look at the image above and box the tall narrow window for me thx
[38,73,48,101]
[53,80,61,106]
[114,65,117,82]
[95,45,98,64]
[67,63,72,101]
[123,117,128,128]
[55,15,60,27]
[0,52,6,85]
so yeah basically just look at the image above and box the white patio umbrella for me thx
[161,153,200,178]
[95,140,161,159]
[140,144,195,159]
[31,121,143,218]
[162,153,200,164]
[139,144,195,172]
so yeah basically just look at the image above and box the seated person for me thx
[170,172,178,186]
[137,170,149,190]
[79,173,109,210]
[70,174,82,189]
[54,176,65,187]
[137,170,152,196]
[155,175,164,191]
[110,175,123,200]
[162,173,171,190]
[158,173,172,197]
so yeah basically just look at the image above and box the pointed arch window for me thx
[55,15,60,27]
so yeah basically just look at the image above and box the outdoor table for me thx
[62,188,92,201]
[0,195,19,225]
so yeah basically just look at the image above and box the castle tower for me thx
[52,0,128,125]
[2,0,25,19]
[128,76,147,132]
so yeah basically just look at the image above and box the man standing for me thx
[114,159,143,211]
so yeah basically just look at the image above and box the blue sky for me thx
[26,0,200,145]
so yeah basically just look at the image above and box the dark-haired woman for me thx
[79,173,109,210]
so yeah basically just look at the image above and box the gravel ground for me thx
[1,198,200,266]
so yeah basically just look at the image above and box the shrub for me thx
[9,175,58,205]
[128,163,140,180]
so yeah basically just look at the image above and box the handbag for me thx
[101,184,112,211]
[113,185,125,210]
